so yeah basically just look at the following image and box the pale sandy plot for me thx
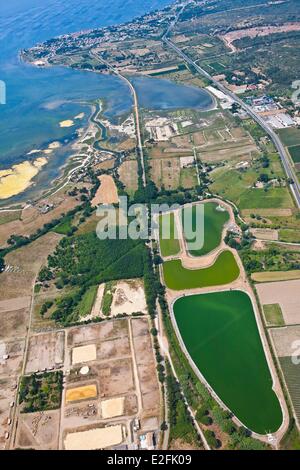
[101,397,125,419]
[256,280,300,325]
[72,344,96,364]
[111,280,147,316]
[91,175,118,206]
[64,425,123,450]
[250,228,278,241]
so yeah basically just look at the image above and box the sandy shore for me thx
[59,119,74,128]
[0,157,48,200]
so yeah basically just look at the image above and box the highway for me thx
[163,36,300,208]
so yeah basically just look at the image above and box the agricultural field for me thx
[262,304,285,327]
[279,229,300,243]
[288,145,300,165]
[270,326,300,426]
[91,175,119,206]
[118,158,138,196]
[163,250,240,291]
[173,291,283,434]
[210,166,293,210]
[252,270,300,283]
[256,280,300,325]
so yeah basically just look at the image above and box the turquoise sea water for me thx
[0,0,213,204]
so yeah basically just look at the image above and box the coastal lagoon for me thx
[0,0,171,204]
[131,76,214,111]
[173,291,283,434]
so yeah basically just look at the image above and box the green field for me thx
[210,168,293,209]
[263,304,285,326]
[75,285,98,318]
[52,216,73,235]
[183,202,229,256]
[279,228,300,243]
[173,291,283,434]
[288,145,300,164]
[277,128,300,147]
[159,213,180,257]
[279,357,300,424]
[163,250,239,290]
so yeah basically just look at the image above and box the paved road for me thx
[92,51,146,187]
[163,36,300,208]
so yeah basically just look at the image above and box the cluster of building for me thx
[246,95,296,129]
[145,117,179,142]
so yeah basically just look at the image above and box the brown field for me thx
[16,410,60,450]
[221,23,300,51]
[242,208,293,217]
[150,158,181,189]
[0,377,18,449]
[0,297,30,340]
[270,326,300,357]
[66,384,98,403]
[118,159,138,194]
[0,232,61,300]
[25,331,65,373]
[67,319,129,347]
[91,175,118,206]
[252,270,300,283]
[256,280,300,325]
[171,134,193,148]
[0,188,80,246]
[0,210,22,226]
[96,358,135,398]
[192,131,206,146]
[131,318,160,419]
[250,228,279,241]
[93,158,115,171]
[199,143,257,162]
[97,336,131,360]
[0,339,25,377]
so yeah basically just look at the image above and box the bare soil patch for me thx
[118,159,138,194]
[270,326,300,357]
[16,410,60,450]
[110,279,147,316]
[91,175,118,206]
[250,228,279,241]
[25,331,65,373]
[256,280,300,325]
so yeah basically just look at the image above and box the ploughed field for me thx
[183,202,229,256]
[163,250,239,290]
[173,291,283,434]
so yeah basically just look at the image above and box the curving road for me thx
[162,36,300,208]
